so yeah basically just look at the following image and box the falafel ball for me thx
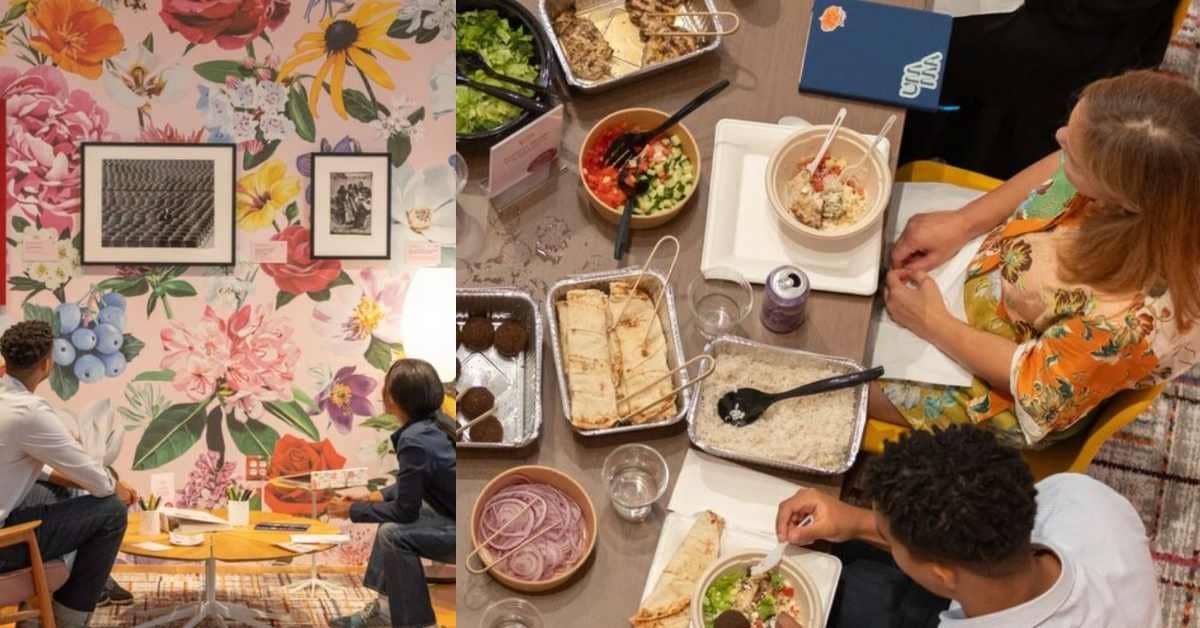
[461,316,494,352]
[468,416,504,443]
[460,386,495,419]
[494,321,528,358]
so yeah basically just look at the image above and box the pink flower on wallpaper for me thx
[177,451,240,509]
[160,0,290,50]
[1,65,114,234]
[313,268,410,355]
[161,305,301,417]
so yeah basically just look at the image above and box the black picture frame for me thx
[79,142,237,266]
[308,152,392,260]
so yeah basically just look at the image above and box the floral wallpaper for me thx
[1,0,453,565]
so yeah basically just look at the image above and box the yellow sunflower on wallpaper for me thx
[237,160,301,230]
[278,0,410,119]
[27,0,124,79]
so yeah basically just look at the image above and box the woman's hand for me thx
[890,210,971,271]
[884,269,952,341]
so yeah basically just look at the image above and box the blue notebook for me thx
[798,0,952,111]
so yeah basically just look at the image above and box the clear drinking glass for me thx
[602,444,669,522]
[688,266,754,338]
[480,598,544,628]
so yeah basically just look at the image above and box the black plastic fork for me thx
[602,79,731,168]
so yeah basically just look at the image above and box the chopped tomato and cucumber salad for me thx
[583,125,695,216]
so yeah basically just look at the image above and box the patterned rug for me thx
[86,571,456,627]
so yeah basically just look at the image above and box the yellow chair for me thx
[0,520,67,628]
[863,160,1166,480]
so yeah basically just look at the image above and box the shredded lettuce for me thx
[456,10,539,134]
[702,571,742,628]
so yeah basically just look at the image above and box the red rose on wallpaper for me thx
[264,434,346,514]
[260,225,342,294]
[160,0,290,50]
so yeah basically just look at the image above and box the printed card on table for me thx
[487,104,564,198]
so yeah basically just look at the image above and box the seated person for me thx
[876,70,1200,449]
[776,425,1160,626]
[0,321,136,628]
[328,359,455,628]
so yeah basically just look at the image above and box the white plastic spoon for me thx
[751,514,814,576]
[805,108,847,176]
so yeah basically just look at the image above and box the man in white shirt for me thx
[0,321,136,628]
[776,425,1161,627]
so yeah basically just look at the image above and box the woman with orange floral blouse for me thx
[873,70,1200,449]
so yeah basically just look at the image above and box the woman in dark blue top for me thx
[329,359,456,628]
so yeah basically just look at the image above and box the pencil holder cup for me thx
[140,510,162,536]
[228,501,251,527]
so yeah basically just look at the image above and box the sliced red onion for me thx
[477,477,587,580]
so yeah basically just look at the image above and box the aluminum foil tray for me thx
[539,0,723,92]
[456,288,543,449]
[546,267,690,436]
[686,335,869,475]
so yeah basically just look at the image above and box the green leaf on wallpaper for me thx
[183,43,197,56]
[194,60,252,83]
[3,0,27,22]
[58,229,70,241]
[11,216,29,232]
[361,413,401,431]
[121,334,145,362]
[52,286,66,304]
[249,494,262,510]
[23,302,55,327]
[342,89,378,123]
[142,33,153,53]
[71,230,82,252]
[306,289,331,302]
[415,26,439,45]
[159,279,197,297]
[49,364,78,401]
[245,41,256,60]
[9,276,43,292]
[284,202,299,223]
[408,106,425,126]
[275,291,298,309]
[292,386,318,413]
[206,405,225,458]
[132,402,209,470]
[387,18,415,39]
[20,289,46,305]
[146,292,159,317]
[97,277,150,297]
[228,414,279,458]
[133,369,176,383]
[388,133,412,168]
[259,31,272,46]
[243,139,281,170]
[364,336,399,372]
[287,85,316,142]
[164,266,187,280]
[262,400,320,441]
[329,271,354,289]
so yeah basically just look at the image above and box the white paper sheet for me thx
[872,182,988,387]
[291,534,350,545]
[158,507,228,525]
[131,542,172,552]
[667,449,810,539]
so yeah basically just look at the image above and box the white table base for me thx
[131,558,272,628]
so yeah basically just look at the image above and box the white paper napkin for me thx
[667,449,808,538]
[872,182,988,388]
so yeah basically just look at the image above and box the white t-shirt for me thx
[940,473,1161,627]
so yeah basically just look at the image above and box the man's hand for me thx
[115,481,138,507]
[890,210,971,272]
[326,496,353,519]
[775,488,872,546]
[367,490,384,503]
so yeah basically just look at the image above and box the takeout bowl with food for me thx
[469,465,598,593]
[765,125,891,242]
[456,0,554,147]
[692,551,823,628]
[579,108,702,230]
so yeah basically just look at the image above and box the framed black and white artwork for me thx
[80,143,236,265]
[310,153,391,260]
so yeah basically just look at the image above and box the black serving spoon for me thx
[603,79,731,167]
[455,69,550,115]
[613,166,650,260]
[718,366,885,427]
[457,50,553,97]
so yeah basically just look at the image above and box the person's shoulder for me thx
[1035,473,1146,538]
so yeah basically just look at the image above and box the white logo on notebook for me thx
[899,52,943,100]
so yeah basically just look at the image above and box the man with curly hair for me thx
[0,321,137,628]
[776,425,1159,626]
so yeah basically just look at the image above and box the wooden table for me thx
[121,511,338,628]
[456,1,925,624]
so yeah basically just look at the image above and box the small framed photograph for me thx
[310,153,391,260]
[80,143,236,266]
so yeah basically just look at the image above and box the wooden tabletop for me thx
[121,510,340,563]
[456,0,924,624]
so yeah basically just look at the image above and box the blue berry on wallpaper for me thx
[73,354,104,383]
[53,338,76,366]
[57,303,82,335]
[70,327,97,352]
[98,306,126,330]
[101,292,127,310]
[100,352,127,378]
[95,323,124,355]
